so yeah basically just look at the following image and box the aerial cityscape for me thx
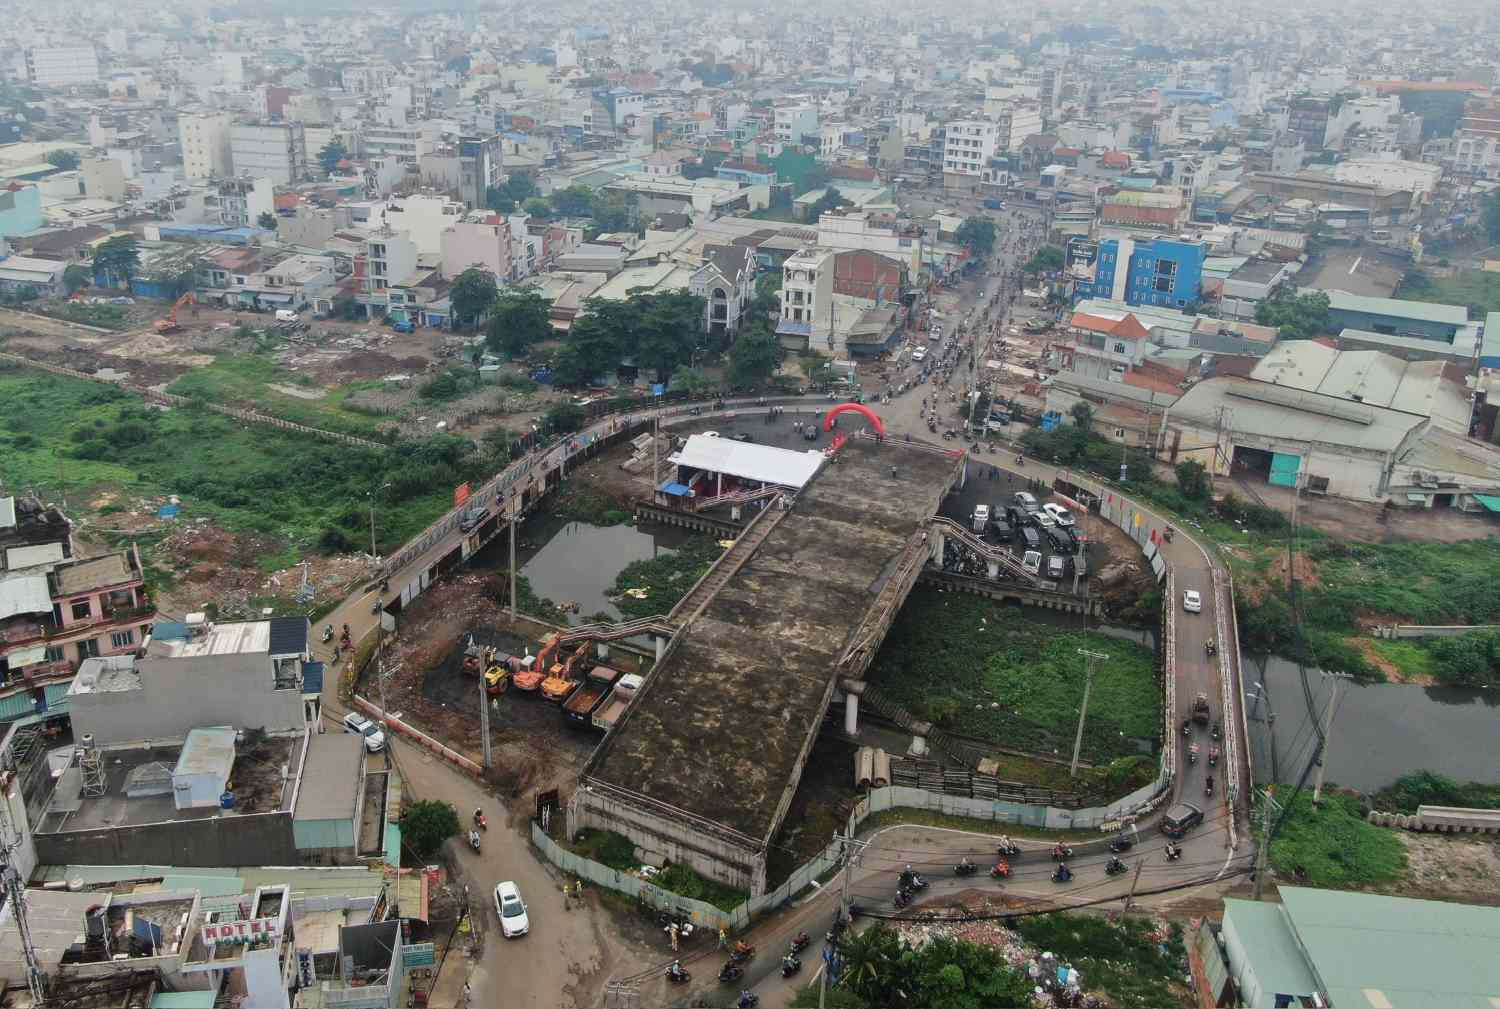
[0,2,1498,1006]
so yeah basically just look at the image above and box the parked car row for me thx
[969,492,1087,584]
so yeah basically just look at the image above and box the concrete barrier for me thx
[352,694,483,777]
[1367,805,1500,833]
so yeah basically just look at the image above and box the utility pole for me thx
[1311,672,1352,805]
[1070,648,1109,777]
[822,828,868,1009]
[507,512,517,621]
[1254,786,1278,900]
[1124,858,1145,910]
[478,665,492,769]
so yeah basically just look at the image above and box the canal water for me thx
[1244,653,1500,792]
[473,517,699,624]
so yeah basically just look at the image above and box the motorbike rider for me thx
[733,939,752,957]
[668,960,686,981]
[1053,863,1072,881]
[738,992,756,1009]
[1165,842,1183,860]
[958,855,974,871]
[1108,855,1125,872]
[782,952,799,971]
[1052,842,1071,859]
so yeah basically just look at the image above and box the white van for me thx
[275,309,300,323]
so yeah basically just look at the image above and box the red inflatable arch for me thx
[823,402,885,437]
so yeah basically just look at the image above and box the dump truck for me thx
[1192,692,1211,726]
[563,665,623,725]
[592,673,645,732]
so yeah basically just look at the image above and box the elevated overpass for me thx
[576,437,965,893]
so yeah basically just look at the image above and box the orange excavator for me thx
[154,292,196,334]
[541,644,588,703]
[512,635,553,692]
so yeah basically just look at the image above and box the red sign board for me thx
[453,482,472,507]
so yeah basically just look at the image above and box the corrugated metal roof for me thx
[1223,898,1320,1005]
[1281,886,1500,1009]
[173,726,236,779]
[0,573,52,619]
[1326,290,1468,326]
[268,616,309,657]
[152,992,217,1008]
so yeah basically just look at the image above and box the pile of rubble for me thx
[894,916,1113,1009]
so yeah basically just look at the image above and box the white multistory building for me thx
[179,111,236,182]
[942,120,1000,181]
[230,122,308,185]
[25,46,99,87]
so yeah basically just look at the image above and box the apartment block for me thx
[942,120,999,184]
[230,121,308,185]
[179,111,236,181]
[25,46,99,88]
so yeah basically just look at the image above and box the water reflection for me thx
[1245,653,1500,791]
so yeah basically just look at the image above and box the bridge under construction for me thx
[576,435,964,894]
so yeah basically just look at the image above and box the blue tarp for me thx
[660,483,691,497]
[158,504,180,518]
[152,621,189,641]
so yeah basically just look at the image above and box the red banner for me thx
[454,482,472,507]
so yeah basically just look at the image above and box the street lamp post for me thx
[1070,648,1109,777]
[367,482,392,559]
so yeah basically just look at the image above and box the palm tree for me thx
[836,923,900,1004]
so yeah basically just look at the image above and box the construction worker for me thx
[718,926,729,950]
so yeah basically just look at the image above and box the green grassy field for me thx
[0,366,491,559]
[1398,269,1500,320]
[1264,790,1407,887]
[167,352,386,435]
[867,589,1161,764]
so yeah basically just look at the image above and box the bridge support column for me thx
[986,558,1000,579]
[654,636,665,662]
[844,692,859,734]
[596,643,610,660]
[731,504,742,522]
[908,719,933,757]
[929,529,945,564]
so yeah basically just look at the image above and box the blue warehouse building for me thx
[1068,236,1207,309]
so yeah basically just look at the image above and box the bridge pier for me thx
[596,643,610,661]
[908,719,933,757]
[654,636,666,662]
[840,679,867,734]
[986,558,1000,579]
[929,529,945,564]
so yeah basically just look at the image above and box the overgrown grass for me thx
[608,538,724,619]
[1300,538,1500,628]
[1010,914,1187,1009]
[167,353,383,435]
[1367,639,1437,680]
[867,589,1161,764]
[0,368,494,556]
[1264,789,1407,887]
[1398,269,1500,320]
[1372,771,1500,814]
[569,828,637,872]
[654,864,749,913]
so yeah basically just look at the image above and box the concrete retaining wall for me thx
[571,787,761,893]
[1368,804,1500,833]
[352,695,482,777]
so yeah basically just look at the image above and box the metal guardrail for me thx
[929,517,1042,584]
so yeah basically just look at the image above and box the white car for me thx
[700,430,720,438]
[972,504,990,532]
[494,881,529,938]
[1042,503,1076,527]
[911,346,928,362]
[341,712,386,752]
[1021,550,1043,576]
[1183,590,1202,613]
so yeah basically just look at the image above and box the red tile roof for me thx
[1071,312,1151,340]
[1101,151,1132,169]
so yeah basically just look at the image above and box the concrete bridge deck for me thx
[580,439,963,880]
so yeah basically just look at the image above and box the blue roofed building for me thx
[1068,235,1207,309]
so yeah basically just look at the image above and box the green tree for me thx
[727,323,783,386]
[1255,288,1331,340]
[317,139,348,174]
[62,263,91,295]
[634,290,707,381]
[484,288,553,357]
[399,799,460,858]
[807,186,848,220]
[1069,400,1094,432]
[549,184,595,217]
[256,212,276,230]
[449,267,499,331]
[92,234,141,286]
[955,216,998,258]
[905,937,1033,1009]
[1176,459,1210,499]
[522,196,553,219]
[590,190,631,232]
[504,171,539,202]
[837,923,905,1006]
[545,401,585,433]
[45,149,79,170]
[484,188,516,214]
[1023,245,1065,274]
[669,364,714,395]
[1484,191,1500,245]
